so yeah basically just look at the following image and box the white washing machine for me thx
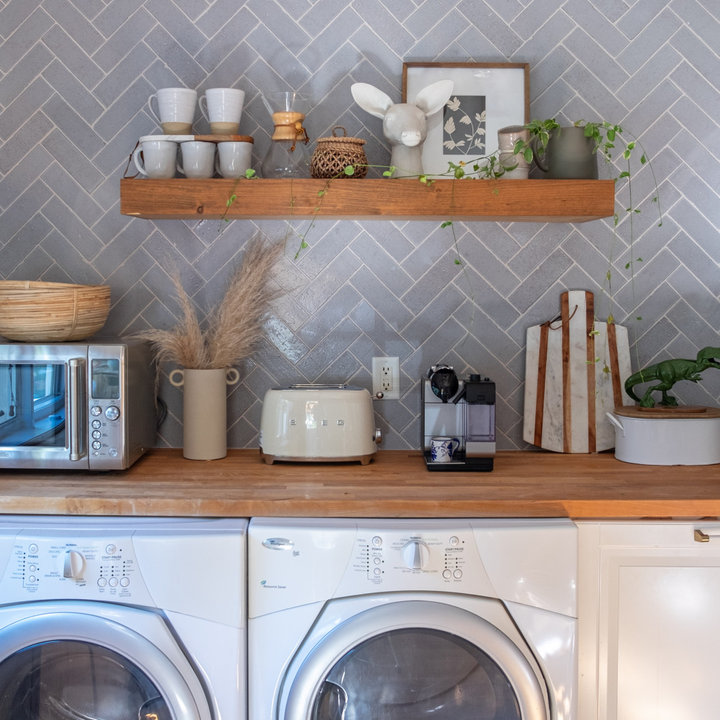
[249,518,577,720]
[0,516,247,720]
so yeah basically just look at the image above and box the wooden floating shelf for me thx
[120,178,615,223]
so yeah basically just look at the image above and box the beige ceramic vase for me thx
[169,367,240,460]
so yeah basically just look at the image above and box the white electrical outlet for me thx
[372,356,400,399]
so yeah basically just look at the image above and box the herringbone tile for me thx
[1,0,718,451]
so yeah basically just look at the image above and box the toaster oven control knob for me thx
[402,540,430,570]
[63,550,86,581]
[105,406,120,421]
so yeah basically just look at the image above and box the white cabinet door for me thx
[578,522,720,720]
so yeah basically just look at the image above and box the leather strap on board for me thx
[561,293,571,453]
[533,322,550,446]
[607,321,623,407]
[585,292,596,453]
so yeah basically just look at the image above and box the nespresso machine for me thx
[421,364,496,471]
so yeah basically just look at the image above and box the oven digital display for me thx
[91,359,120,399]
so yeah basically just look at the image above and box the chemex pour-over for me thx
[261,91,310,178]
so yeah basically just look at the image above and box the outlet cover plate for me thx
[372,356,400,400]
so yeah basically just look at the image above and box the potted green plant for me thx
[513,118,662,314]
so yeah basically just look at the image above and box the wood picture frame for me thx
[402,62,530,176]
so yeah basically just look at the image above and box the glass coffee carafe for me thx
[261,91,310,178]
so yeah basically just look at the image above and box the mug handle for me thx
[198,94,208,122]
[450,438,460,453]
[168,368,184,387]
[132,145,147,176]
[147,93,159,122]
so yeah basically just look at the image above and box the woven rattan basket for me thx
[0,281,111,342]
[310,126,367,179]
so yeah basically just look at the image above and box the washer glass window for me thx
[0,639,170,720]
[311,628,521,720]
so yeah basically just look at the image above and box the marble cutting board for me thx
[523,290,633,453]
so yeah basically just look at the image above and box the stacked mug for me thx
[132,87,253,178]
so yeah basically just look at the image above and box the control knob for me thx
[63,550,86,581]
[402,539,430,570]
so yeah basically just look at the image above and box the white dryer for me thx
[249,518,577,720]
[0,516,247,720]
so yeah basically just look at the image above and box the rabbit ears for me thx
[351,80,454,119]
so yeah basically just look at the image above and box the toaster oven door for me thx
[0,357,88,469]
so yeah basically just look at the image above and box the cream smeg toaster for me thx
[259,384,382,464]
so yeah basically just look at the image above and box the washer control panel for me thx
[351,529,471,587]
[4,534,145,602]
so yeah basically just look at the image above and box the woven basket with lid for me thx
[310,126,367,179]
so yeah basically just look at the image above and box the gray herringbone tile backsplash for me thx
[1,0,718,451]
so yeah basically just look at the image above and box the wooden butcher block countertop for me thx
[0,450,719,519]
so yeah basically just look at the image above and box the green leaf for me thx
[226,194,237,207]
[618,171,630,179]
[245,168,256,179]
[344,165,355,175]
[317,189,326,197]
[440,221,453,228]
[454,258,462,265]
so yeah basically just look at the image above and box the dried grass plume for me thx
[140,236,284,369]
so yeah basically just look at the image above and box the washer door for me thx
[0,609,210,720]
[284,601,548,720]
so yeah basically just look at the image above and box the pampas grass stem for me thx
[140,236,283,369]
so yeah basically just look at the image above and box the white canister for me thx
[607,406,720,466]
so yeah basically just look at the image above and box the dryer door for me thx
[284,600,549,720]
[0,608,210,720]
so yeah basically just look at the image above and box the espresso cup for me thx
[148,87,197,135]
[430,436,460,463]
[132,140,177,178]
[177,140,216,178]
[199,88,245,135]
[215,139,253,178]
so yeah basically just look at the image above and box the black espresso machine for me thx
[421,364,496,471]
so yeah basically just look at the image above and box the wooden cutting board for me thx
[523,290,633,453]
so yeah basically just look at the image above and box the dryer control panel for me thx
[2,534,153,605]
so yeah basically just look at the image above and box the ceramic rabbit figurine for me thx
[351,80,453,177]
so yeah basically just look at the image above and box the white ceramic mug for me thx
[430,436,460,463]
[199,88,245,134]
[215,140,253,178]
[132,139,177,178]
[177,140,216,178]
[148,87,197,135]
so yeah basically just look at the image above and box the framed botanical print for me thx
[402,62,530,175]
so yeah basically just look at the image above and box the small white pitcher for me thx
[169,367,240,460]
